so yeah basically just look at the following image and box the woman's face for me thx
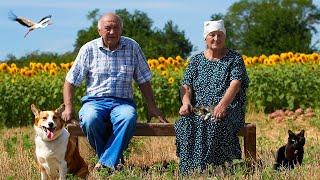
[205,31,226,50]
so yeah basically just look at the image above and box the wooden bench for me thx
[66,122,256,162]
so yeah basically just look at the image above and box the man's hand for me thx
[138,81,169,123]
[63,81,76,123]
[61,105,74,123]
[179,103,193,116]
[148,106,169,123]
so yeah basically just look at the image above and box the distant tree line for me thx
[5,0,320,64]
[74,8,193,58]
[212,0,320,56]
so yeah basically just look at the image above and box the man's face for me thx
[98,16,122,50]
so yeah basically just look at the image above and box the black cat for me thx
[274,130,305,170]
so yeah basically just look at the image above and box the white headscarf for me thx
[203,19,226,40]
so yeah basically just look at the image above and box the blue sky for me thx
[0,0,319,61]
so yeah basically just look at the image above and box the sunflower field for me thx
[1,52,320,127]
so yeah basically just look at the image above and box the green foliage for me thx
[2,62,320,126]
[247,63,320,112]
[73,9,193,58]
[133,68,182,121]
[0,69,181,126]
[212,0,320,56]
[0,72,85,127]
[157,20,193,58]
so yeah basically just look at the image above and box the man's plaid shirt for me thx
[66,36,152,99]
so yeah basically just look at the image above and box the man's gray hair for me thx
[97,13,123,30]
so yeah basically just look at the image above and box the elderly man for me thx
[62,12,167,171]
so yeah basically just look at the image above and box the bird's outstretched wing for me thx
[8,11,35,27]
[37,15,52,24]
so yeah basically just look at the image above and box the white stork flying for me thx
[8,11,53,38]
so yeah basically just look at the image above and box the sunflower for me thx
[0,63,9,72]
[158,57,165,64]
[50,63,57,70]
[280,53,289,61]
[269,54,280,63]
[49,69,57,76]
[147,60,155,68]
[20,68,28,76]
[168,77,175,84]
[310,53,319,62]
[9,67,18,74]
[30,70,37,76]
[149,64,155,70]
[259,55,267,63]
[44,63,50,72]
[29,62,36,69]
[25,70,33,77]
[287,52,294,58]
[161,70,169,77]
[175,55,183,62]
[67,62,73,69]
[10,63,17,68]
[252,56,259,64]
[36,63,43,70]
[157,64,166,71]
[244,57,252,66]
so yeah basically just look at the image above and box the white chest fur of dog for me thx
[34,127,69,179]
[31,104,88,180]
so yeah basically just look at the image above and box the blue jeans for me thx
[79,96,137,168]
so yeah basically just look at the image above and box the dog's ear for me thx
[55,104,65,114]
[31,104,41,116]
[31,104,40,117]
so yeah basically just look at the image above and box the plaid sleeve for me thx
[65,46,89,86]
[133,44,152,84]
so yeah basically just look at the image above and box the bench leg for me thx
[243,124,256,163]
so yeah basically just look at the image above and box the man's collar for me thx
[98,37,126,50]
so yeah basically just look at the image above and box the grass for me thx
[1,110,320,179]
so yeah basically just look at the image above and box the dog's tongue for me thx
[47,131,54,139]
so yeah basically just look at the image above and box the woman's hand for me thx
[179,103,193,116]
[213,103,227,120]
[213,80,240,120]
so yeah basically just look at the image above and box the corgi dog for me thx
[31,104,88,179]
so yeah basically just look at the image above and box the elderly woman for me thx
[175,19,249,174]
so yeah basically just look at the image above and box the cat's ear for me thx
[288,130,295,137]
[299,130,305,136]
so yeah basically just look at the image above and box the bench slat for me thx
[66,122,256,162]
[66,123,177,136]
[66,122,252,137]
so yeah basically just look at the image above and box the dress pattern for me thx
[175,49,249,174]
